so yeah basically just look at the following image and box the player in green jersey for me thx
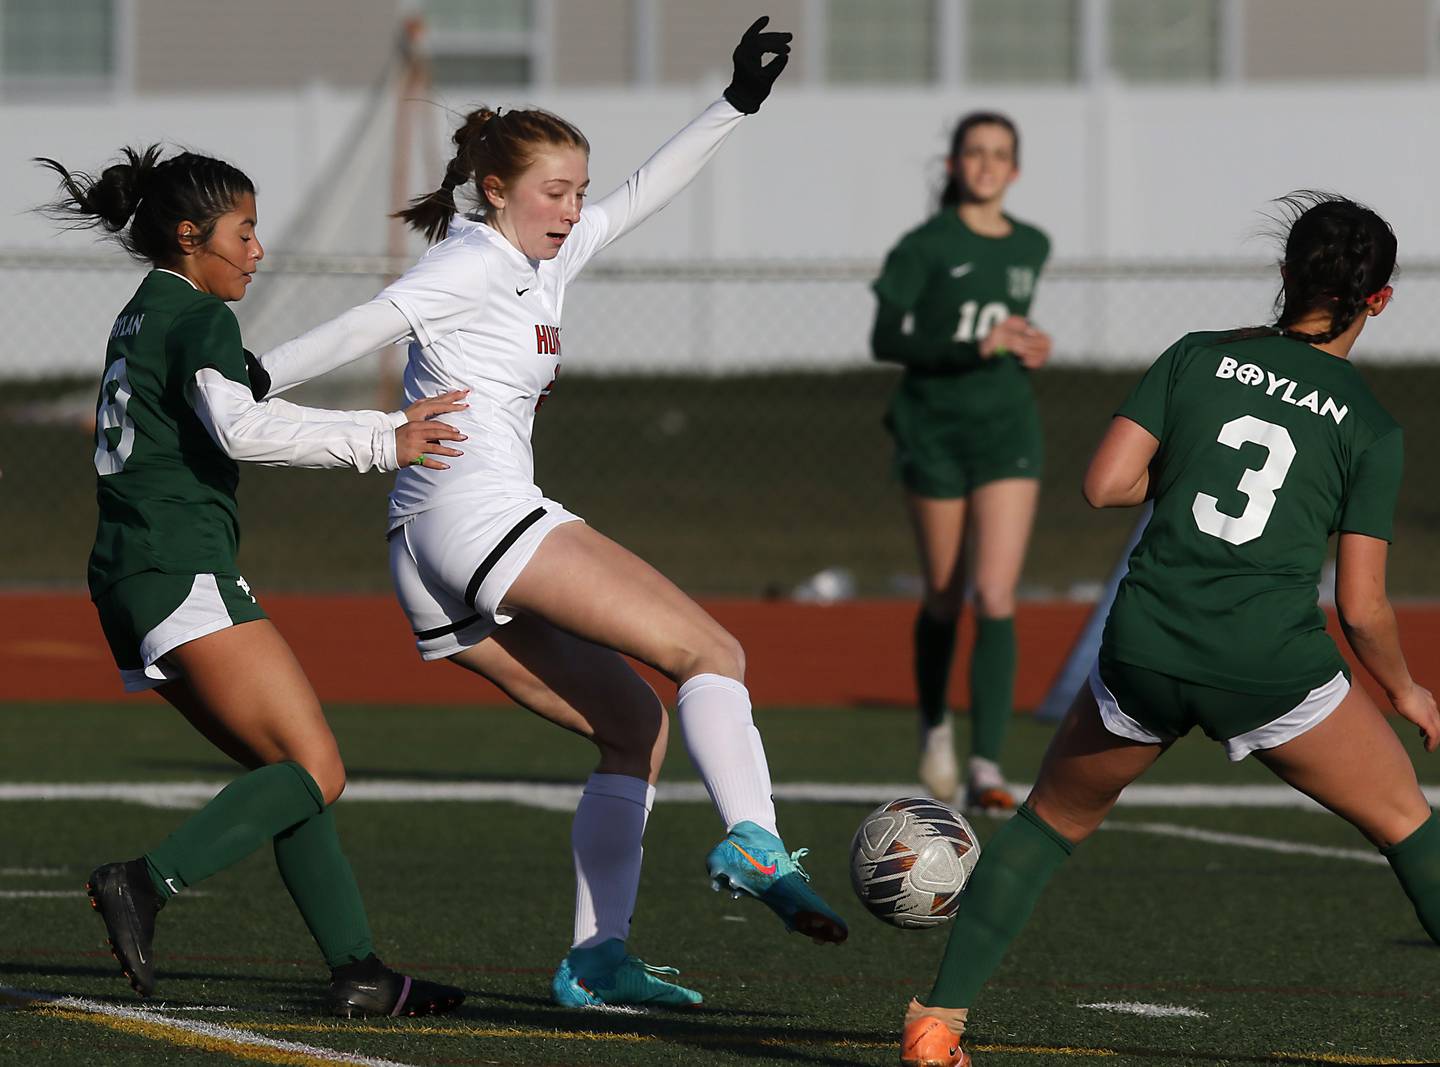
[871,112,1053,813]
[38,145,467,1016]
[899,194,1440,1067]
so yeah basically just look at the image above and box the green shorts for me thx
[93,571,267,692]
[886,393,1043,498]
[1090,651,1350,762]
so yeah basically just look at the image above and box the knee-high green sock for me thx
[1381,812,1440,943]
[969,616,1016,762]
[915,609,958,728]
[144,761,324,899]
[273,809,375,968]
[928,804,1073,1008]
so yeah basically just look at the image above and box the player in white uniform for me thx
[254,19,848,1009]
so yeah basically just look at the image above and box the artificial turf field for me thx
[2,704,1438,1066]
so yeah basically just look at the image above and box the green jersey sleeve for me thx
[1116,338,1184,438]
[872,238,928,309]
[167,300,248,390]
[1339,429,1403,542]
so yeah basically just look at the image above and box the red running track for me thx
[4,592,1437,710]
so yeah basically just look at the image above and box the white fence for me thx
[3,251,1438,383]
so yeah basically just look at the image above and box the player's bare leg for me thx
[163,621,346,797]
[905,494,967,803]
[1259,683,1440,944]
[451,615,668,781]
[1256,681,1430,847]
[966,478,1040,811]
[86,621,464,1015]
[450,617,700,1005]
[503,522,847,943]
[904,684,1167,1066]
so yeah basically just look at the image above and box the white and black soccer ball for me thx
[849,797,981,929]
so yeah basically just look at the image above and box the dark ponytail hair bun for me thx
[36,146,254,265]
[1271,191,1397,345]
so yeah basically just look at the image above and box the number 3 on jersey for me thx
[94,358,136,476]
[1192,415,1296,545]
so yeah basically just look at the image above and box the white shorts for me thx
[388,497,582,660]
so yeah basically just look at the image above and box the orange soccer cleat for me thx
[901,999,970,1067]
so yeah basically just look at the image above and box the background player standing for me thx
[871,112,1053,811]
[38,146,467,1016]
[254,17,848,1010]
[900,193,1440,1067]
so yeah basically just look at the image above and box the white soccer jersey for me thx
[259,97,747,528]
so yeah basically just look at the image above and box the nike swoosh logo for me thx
[516,287,530,296]
[950,263,974,278]
[731,842,777,876]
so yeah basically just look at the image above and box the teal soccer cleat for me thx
[705,821,849,944]
[552,938,703,1009]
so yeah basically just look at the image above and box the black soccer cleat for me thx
[86,859,164,997]
[326,955,466,1018]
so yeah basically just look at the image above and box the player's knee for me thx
[305,760,347,806]
[1360,798,1432,850]
[922,594,962,623]
[1028,793,1105,845]
[972,583,1016,619]
[683,628,745,682]
[593,691,667,774]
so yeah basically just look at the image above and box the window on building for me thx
[827,0,936,84]
[1109,0,1218,81]
[967,0,1078,84]
[424,0,536,88]
[0,0,115,91]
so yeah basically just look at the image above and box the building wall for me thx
[133,0,399,93]
[551,0,633,85]
[655,0,810,84]
[1242,0,1431,80]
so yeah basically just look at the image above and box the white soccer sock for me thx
[571,772,654,950]
[676,673,779,836]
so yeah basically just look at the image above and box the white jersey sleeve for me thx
[258,299,413,396]
[556,97,747,282]
[378,239,493,347]
[188,368,403,472]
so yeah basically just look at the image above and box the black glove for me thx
[243,348,272,401]
[723,16,792,114]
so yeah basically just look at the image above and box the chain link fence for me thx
[3,252,1437,599]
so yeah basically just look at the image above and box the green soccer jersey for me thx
[88,270,254,598]
[1103,330,1403,694]
[872,210,1050,412]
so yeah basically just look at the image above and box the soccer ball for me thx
[849,797,980,929]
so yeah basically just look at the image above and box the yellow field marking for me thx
[1271,1053,1422,1065]
[0,987,417,1067]
[260,1020,1118,1056]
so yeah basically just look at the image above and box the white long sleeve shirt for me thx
[258,97,748,525]
[187,370,407,471]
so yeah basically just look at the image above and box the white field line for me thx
[0,891,88,899]
[0,867,67,876]
[1101,821,1388,865]
[3,779,1437,812]
[1080,1001,1209,1019]
[0,985,421,1067]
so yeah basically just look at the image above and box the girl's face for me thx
[951,124,1019,207]
[182,193,264,301]
[484,146,590,261]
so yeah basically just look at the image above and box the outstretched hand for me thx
[724,16,792,114]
